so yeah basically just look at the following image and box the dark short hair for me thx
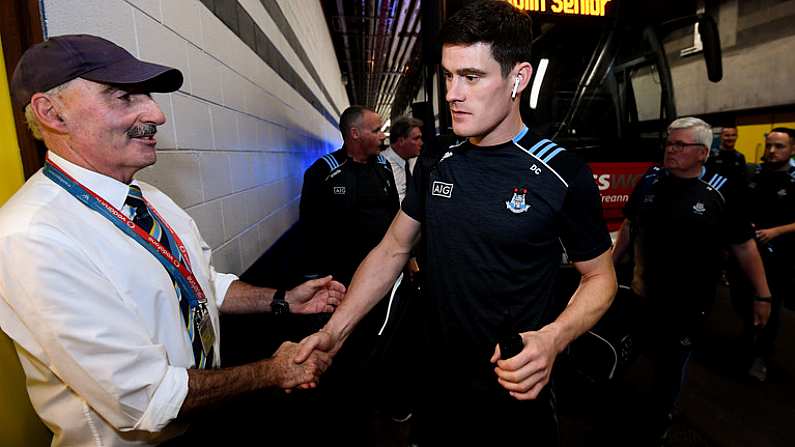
[770,127,795,143]
[390,116,423,141]
[339,105,371,139]
[439,0,533,78]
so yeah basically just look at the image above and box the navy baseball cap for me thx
[10,34,183,110]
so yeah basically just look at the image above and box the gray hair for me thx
[390,116,423,141]
[23,81,71,141]
[668,117,713,148]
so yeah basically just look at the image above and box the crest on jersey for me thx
[692,202,706,215]
[778,188,787,197]
[506,187,530,213]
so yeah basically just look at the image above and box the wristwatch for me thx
[271,289,290,316]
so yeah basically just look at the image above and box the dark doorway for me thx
[1,0,44,179]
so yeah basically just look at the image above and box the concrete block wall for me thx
[667,0,795,116]
[671,34,795,116]
[41,0,348,275]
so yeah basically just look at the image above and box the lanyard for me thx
[43,158,208,309]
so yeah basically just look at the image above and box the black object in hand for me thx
[500,333,524,360]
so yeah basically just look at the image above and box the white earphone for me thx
[511,75,522,99]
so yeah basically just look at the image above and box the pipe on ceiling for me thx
[336,0,358,104]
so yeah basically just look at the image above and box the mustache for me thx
[127,124,157,139]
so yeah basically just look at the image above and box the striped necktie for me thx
[125,185,213,368]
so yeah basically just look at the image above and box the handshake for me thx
[257,275,346,391]
[266,330,341,391]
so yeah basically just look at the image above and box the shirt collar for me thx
[512,125,529,143]
[381,146,405,165]
[47,151,133,211]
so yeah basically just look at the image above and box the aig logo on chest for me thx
[432,181,454,198]
[333,186,346,195]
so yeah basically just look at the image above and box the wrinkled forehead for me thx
[667,127,699,142]
[46,78,104,105]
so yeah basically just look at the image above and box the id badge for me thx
[197,305,216,356]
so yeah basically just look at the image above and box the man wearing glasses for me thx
[612,117,771,442]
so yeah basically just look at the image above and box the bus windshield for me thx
[523,12,674,163]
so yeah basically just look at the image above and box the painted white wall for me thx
[668,0,795,116]
[41,0,348,274]
[277,0,349,110]
[672,33,795,116]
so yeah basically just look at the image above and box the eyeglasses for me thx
[664,141,706,151]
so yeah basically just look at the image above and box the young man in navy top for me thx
[297,1,616,444]
[737,127,795,381]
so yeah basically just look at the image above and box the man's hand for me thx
[753,300,772,327]
[295,330,339,362]
[288,276,346,314]
[755,228,779,243]
[180,340,331,415]
[266,341,331,390]
[290,330,339,390]
[490,326,559,400]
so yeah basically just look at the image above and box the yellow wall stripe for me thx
[0,34,53,446]
[0,34,25,206]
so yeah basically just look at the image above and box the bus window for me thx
[630,65,662,123]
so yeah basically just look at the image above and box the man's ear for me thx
[513,62,534,95]
[350,127,361,140]
[30,93,68,134]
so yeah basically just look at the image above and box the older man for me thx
[0,34,343,446]
[297,105,399,444]
[612,117,771,440]
[299,105,398,286]
[382,116,423,203]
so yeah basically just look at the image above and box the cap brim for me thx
[80,58,183,93]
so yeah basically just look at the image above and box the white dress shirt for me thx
[0,152,237,446]
[381,146,416,204]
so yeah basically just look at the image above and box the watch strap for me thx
[271,289,289,315]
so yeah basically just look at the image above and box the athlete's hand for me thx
[753,300,771,327]
[755,228,779,244]
[490,327,558,400]
[293,330,339,390]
